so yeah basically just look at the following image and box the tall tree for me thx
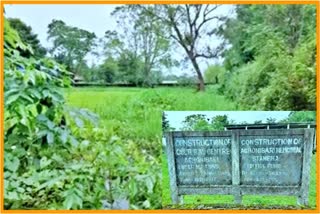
[182,114,210,131]
[8,18,46,58]
[47,20,96,74]
[284,111,316,123]
[144,5,228,91]
[219,5,316,110]
[211,115,230,130]
[117,51,144,85]
[98,57,118,83]
[182,114,230,131]
[109,5,173,87]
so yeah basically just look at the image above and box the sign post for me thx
[165,129,315,206]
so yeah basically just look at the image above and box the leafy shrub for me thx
[219,5,316,110]
[204,64,226,84]
[4,18,161,210]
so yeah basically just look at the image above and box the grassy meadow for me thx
[66,86,316,209]
[65,86,237,208]
[65,86,237,141]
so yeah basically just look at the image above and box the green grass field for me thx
[65,86,316,209]
[65,86,237,141]
[162,153,317,209]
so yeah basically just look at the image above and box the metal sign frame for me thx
[165,129,314,205]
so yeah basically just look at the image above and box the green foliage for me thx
[4,19,160,210]
[47,19,96,74]
[204,64,226,84]
[145,5,228,91]
[283,111,316,123]
[77,58,119,84]
[177,73,197,86]
[66,86,236,208]
[99,57,118,83]
[117,51,144,85]
[219,5,316,110]
[182,114,230,131]
[5,18,100,210]
[8,18,47,58]
[162,112,175,132]
[182,114,211,131]
[211,115,230,130]
[162,73,197,86]
[105,5,173,87]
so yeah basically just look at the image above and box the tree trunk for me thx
[190,56,205,91]
[143,64,151,87]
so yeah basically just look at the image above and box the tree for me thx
[98,57,118,83]
[182,114,230,131]
[266,117,277,123]
[284,111,315,123]
[211,115,229,130]
[109,5,173,87]
[47,20,96,74]
[145,5,228,91]
[8,18,46,58]
[182,114,210,131]
[204,64,226,83]
[117,51,144,85]
[219,5,316,110]
[177,73,197,86]
[162,112,175,132]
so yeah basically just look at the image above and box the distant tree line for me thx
[8,4,316,110]
[175,111,316,131]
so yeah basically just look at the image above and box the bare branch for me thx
[204,4,219,17]
[191,5,202,29]
[185,5,193,38]
[194,41,226,59]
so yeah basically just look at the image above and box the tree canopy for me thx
[143,5,228,91]
[182,114,231,131]
[47,20,97,74]
[8,18,46,58]
[218,4,316,110]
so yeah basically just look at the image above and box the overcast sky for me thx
[4,4,235,75]
[5,4,118,47]
[165,111,292,130]
[5,4,120,66]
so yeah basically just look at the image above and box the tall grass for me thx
[65,86,236,142]
[65,86,236,208]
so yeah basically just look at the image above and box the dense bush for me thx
[4,19,160,210]
[204,65,226,84]
[218,5,316,110]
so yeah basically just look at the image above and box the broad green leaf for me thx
[60,130,68,143]
[40,157,52,169]
[5,93,20,106]
[142,200,150,208]
[7,191,19,200]
[8,157,20,172]
[36,176,64,191]
[75,117,84,128]
[63,190,83,210]
[145,176,154,193]
[128,180,138,197]
[46,132,54,144]
[4,118,18,132]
